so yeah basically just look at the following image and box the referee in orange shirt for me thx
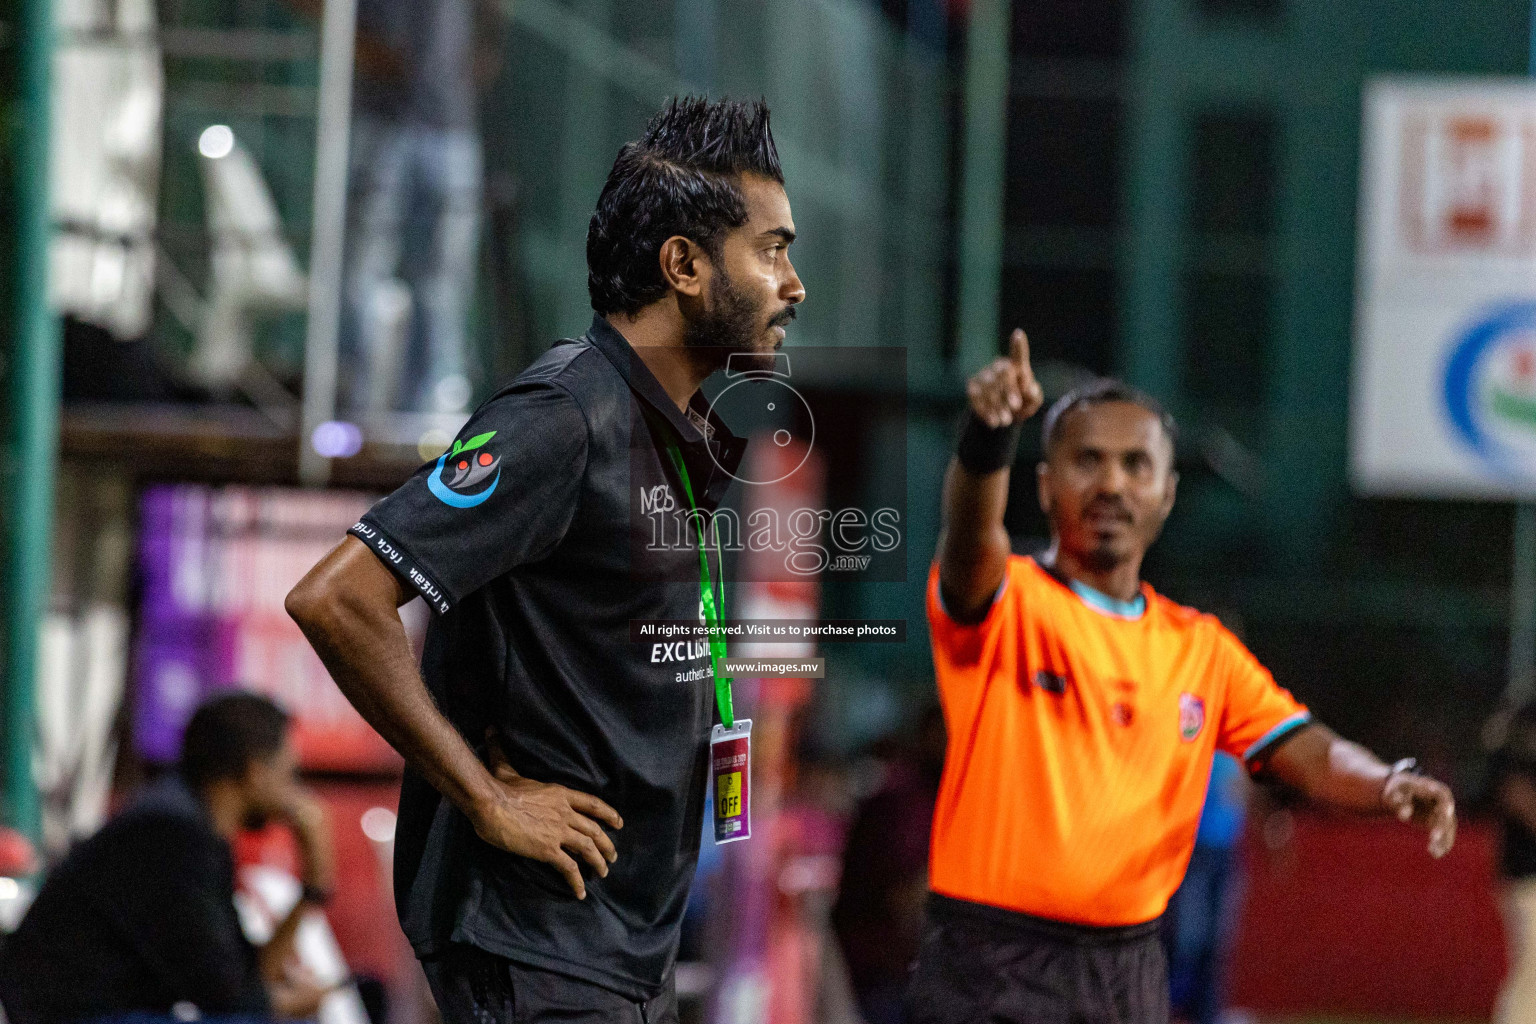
[908,330,1457,1024]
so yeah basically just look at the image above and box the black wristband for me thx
[956,410,1023,474]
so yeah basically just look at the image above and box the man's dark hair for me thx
[1041,378,1178,458]
[179,691,290,790]
[587,96,783,316]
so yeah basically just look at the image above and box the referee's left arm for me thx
[1260,722,1457,858]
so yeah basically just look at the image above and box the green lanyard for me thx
[666,446,735,729]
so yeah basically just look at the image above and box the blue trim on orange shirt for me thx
[1068,579,1147,620]
[1242,710,1313,764]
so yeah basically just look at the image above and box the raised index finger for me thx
[567,790,624,830]
[1009,328,1031,371]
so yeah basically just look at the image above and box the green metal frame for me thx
[5,0,60,844]
[955,0,1011,373]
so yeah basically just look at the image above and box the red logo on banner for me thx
[1401,112,1536,254]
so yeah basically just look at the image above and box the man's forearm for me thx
[1266,724,1391,813]
[937,459,1013,620]
[300,600,494,812]
[259,905,308,985]
[286,544,497,818]
[1263,721,1456,856]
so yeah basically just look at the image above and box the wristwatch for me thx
[1381,757,1419,805]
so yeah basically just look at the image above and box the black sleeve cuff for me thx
[349,519,455,615]
[1244,713,1315,777]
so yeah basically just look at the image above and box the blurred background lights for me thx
[197,125,234,160]
[311,420,363,459]
[360,806,397,844]
[434,374,472,412]
[417,428,453,462]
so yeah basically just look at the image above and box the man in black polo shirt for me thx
[287,96,803,1023]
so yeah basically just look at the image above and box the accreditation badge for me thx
[710,719,752,844]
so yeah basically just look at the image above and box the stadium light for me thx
[197,125,234,160]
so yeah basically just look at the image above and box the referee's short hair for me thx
[587,96,783,316]
[179,691,290,790]
[1041,379,1178,459]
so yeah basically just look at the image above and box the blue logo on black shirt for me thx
[429,430,501,508]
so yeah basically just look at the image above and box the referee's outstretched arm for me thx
[938,329,1043,623]
[286,539,622,899]
[1257,720,1457,857]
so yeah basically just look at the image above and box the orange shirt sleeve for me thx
[926,560,1016,723]
[1212,624,1310,765]
[925,561,1013,655]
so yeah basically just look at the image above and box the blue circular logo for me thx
[1444,301,1536,480]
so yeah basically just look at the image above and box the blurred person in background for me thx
[910,332,1458,1024]
[1490,700,1536,1024]
[0,692,335,1024]
[831,706,945,1024]
[283,0,506,415]
[287,97,802,1023]
[1162,752,1248,1024]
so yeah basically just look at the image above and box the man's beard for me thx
[1082,542,1126,573]
[683,265,764,355]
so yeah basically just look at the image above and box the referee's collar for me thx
[1035,556,1149,620]
[585,315,747,507]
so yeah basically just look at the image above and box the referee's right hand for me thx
[967,328,1045,428]
[472,732,624,900]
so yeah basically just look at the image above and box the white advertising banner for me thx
[1352,78,1536,498]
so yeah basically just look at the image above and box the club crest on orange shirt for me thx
[1178,693,1205,742]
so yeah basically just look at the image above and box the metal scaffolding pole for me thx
[955,0,1011,374]
[297,0,358,485]
[4,0,60,843]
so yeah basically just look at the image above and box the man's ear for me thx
[659,235,707,298]
[1161,470,1179,519]
[1036,461,1052,517]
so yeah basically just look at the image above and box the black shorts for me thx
[421,945,679,1024]
[906,895,1169,1024]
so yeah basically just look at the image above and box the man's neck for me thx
[605,309,717,413]
[1042,543,1143,603]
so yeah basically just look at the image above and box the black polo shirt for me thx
[349,316,745,1000]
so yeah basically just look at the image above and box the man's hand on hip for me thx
[471,732,623,900]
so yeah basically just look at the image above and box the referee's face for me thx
[1038,402,1177,572]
